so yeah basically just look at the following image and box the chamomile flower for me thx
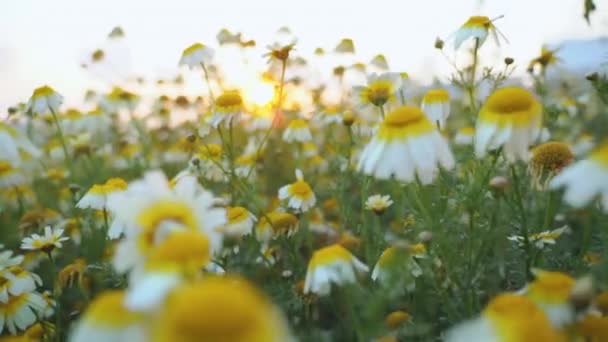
[549,142,608,210]
[304,244,368,296]
[523,270,576,327]
[108,171,225,274]
[421,89,450,129]
[20,226,69,252]
[217,206,257,238]
[357,105,455,184]
[572,133,595,156]
[508,225,570,249]
[365,194,393,215]
[334,38,355,53]
[255,211,299,242]
[0,160,26,188]
[0,292,48,335]
[178,43,215,69]
[445,293,563,342]
[475,87,543,161]
[370,54,389,70]
[371,245,424,291]
[0,123,41,166]
[317,106,343,125]
[453,15,505,50]
[1,266,43,300]
[282,118,312,143]
[529,142,573,187]
[353,73,401,111]
[207,91,244,128]
[25,85,63,115]
[153,276,291,342]
[125,230,211,311]
[70,290,146,342]
[76,177,128,210]
[278,169,316,212]
[454,126,475,145]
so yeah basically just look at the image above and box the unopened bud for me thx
[434,37,444,50]
[418,231,433,243]
[342,110,355,127]
[504,57,514,65]
[186,134,196,143]
[570,276,594,311]
[489,176,510,190]
[68,184,81,195]
[586,72,599,82]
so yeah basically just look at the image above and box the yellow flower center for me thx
[463,16,492,29]
[85,291,143,327]
[136,201,199,253]
[32,85,56,98]
[288,119,309,129]
[377,106,434,140]
[422,89,449,104]
[484,293,561,341]
[0,160,15,175]
[590,142,608,166]
[216,92,243,109]
[531,142,573,173]
[92,49,105,62]
[527,271,575,304]
[182,43,206,57]
[227,207,249,224]
[147,230,210,272]
[459,126,475,135]
[480,87,542,127]
[363,80,395,106]
[155,277,280,342]
[309,244,354,268]
[385,310,410,329]
[257,212,298,235]
[288,180,313,199]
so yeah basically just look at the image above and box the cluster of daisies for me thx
[0,12,607,342]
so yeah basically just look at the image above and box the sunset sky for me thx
[1,0,606,111]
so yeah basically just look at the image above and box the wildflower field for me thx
[1,2,608,341]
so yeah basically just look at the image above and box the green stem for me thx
[467,38,480,117]
[48,107,72,173]
[510,165,531,278]
[201,62,215,104]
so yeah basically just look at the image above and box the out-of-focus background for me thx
[1,0,607,111]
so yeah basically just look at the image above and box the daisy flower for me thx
[21,226,69,252]
[255,211,299,242]
[316,106,343,125]
[549,142,608,210]
[357,105,455,184]
[0,123,41,166]
[217,206,257,238]
[522,270,576,328]
[264,41,296,63]
[453,15,506,50]
[0,292,48,335]
[152,276,292,342]
[0,160,26,189]
[529,142,574,187]
[370,54,389,70]
[178,42,215,69]
[454,126,475,145]
[508,225,570,249]
[364,194,393,215]
[207,91,244,128]
[76,177,128,210]
[445,293,562,341]
[371,245,425,291]
[353,73,401,111]
[278,169,316,212]
[282,118,312,143]
[475,87,543,162]
[304,244,368,296]
[108,171,225,274]
[25,85,63,115]
[125,230,211,312]
[70,290,146,342]
[334,38,355,53]
[572,133,594,156]
[421,88,450,129]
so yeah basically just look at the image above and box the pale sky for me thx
[1,0,607,111]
